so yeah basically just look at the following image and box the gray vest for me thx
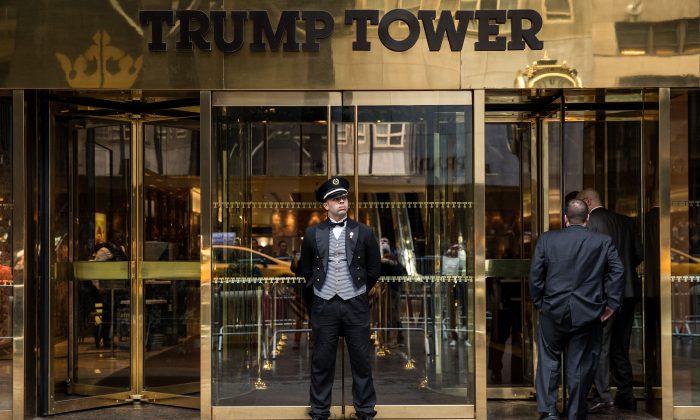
[315,227,365,300]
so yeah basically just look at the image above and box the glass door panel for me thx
[551,90,651,397]
[352,96,475,415]
[670,90,700,406]
[141,122,201,405]
[484,122,534,389]
[49,114,132,410]
[212,101,336,411]
[0,96,12,412]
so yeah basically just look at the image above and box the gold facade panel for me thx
[0,1,697,89]
[213,91,342,107]
[343,90,471,105]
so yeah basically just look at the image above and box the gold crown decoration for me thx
[55,30,143,88]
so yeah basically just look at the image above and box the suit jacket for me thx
[529,225,625,326]
[587,207,644,298]
[300,218,381,308]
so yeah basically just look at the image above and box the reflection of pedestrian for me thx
[578,188,643,412]
[529,199,624,420]
[300,177,380,420]
[442,244,469,348]
[487,276,522,384]
[380,239,406,347]
[276,240,290,259]
[290,249,307,349]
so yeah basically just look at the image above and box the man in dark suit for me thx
[530,199,624,420]
[577,188,644,412]
[300,176,381,420]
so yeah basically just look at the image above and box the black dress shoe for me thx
[539,412,559,419]
[588,400,614,413]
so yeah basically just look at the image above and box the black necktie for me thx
[329,220,345,228]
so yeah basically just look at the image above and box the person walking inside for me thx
[300,177,381,420]
[530,199,625,420]
[577,188,644,412]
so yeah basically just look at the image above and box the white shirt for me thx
[329,217,347,240]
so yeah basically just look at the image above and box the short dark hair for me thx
[566,199,589,224]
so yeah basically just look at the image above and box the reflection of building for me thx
[0,1,698,420]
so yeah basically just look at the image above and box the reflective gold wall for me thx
[0,1,697,90]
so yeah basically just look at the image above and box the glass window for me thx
[357,104,475,407]
[670,90,700,406]
[544,0,572,21]
[212,98,475,414]
[212,105,329,407]
[0,96,12,411]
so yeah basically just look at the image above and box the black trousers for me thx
[309,294,376,419]
[610,297,639,401]
[536,312,602,420]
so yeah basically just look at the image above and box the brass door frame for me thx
[48,115,135,414]
[483,93,668,405]
[8,90,26,420]
[482,116,539,400]
[207,90,478,419]
[45,108,201,413]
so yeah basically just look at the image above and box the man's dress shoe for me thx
[588,400,614,413]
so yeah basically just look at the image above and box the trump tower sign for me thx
[139,8,544,53]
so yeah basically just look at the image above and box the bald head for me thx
[576,188,603,211]
[565,199,589,225]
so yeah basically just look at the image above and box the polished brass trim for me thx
[540,117,549,232]
[49,393,133,414]
[143,382,199,395]
[484,259,531,277]
[376,405,474,419]
[72,261,129,280]
[140,262,199,280]
[342,91,472,106]
[673,406,700,418]
[70,383,131,396]
[530,118,540,377]
[212,405,475,420]
[353,103,359,214]
[47,99,57,414]
[347,405,474,419]
[11,90,25,420]
[212,91,342,107]
[658,88,673,420]
[473,90,487,419]
[486,387,536,399]
[140,392,200,409]
[200,91,213,419]
[212,406,337,420]
[132,117,142,397]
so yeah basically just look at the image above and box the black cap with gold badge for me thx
[315,177,350,202]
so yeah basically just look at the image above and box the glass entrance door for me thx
[210,92,475,419]
[484,89,660,402]
[44,96,200,414]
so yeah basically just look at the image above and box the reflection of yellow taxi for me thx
[213,245,294,278]
[671,248,700,276]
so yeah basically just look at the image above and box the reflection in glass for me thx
[485,123,534,387]
[356,105,474,405]
[0,97,12,410]
[558,98,650,393]
[144,124,201,261]
[670,90,700,405]
[51,117,131,400]
[213,106,330,406]
[142,123,201,393]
